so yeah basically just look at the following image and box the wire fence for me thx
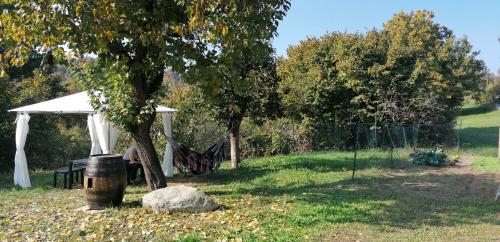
[16,116,493,171]
[235,122,461,159]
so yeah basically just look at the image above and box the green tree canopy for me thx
[1,0,291,189]
[278,11,486,127]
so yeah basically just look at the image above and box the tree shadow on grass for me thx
[170,152,407,186]
[277,154,410,172]
[205,169,499,229]
[120,200,142,209]
[1,151,402,189]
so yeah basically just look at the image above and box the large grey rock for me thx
[142,185,219,213]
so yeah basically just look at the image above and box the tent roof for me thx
[8,91,177,114]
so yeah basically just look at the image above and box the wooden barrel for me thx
[84,155,127,209]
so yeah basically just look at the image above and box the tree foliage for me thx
[161,81,226,152]
[185,1,290,168]
[0,73,14,170]
[278,11,486,127]
[0,52,89,171]
[0,39,69,171]
[1,0,291,188]
[197,51,283,168]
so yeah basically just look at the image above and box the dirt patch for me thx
[456,154,474,167]
[317,228,367,242]
[376,164,499,203]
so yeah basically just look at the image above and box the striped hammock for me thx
[166,136,225,175]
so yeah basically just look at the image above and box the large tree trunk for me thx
[131,117,167,191]
[229,122,241,169]
[124,37,167,191]
[126,39,167,191]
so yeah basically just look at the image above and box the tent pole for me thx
[108,121,110,154]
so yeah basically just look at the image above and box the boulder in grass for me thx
[142,185,219,213]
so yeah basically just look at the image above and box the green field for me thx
[0,107,499,241]
[458,104,500,171]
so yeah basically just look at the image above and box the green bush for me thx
[240,118,313,157]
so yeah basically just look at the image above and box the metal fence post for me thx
[457,119,462,151]
[386,124,394,163]
[497,126,500,158]
[352,124,359,181]
[413,121,420,151]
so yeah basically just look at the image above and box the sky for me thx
[273,0,500,73]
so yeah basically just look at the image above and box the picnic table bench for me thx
[53,158,87,189]
[54,157,144,188]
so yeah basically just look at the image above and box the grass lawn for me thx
[457,104,500,172]
[1,150,499,241]
[458,105,500,156]
[0,105,499,241]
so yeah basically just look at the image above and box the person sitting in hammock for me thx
[123,144,145,184]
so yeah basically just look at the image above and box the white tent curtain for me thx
[87,114,102,155]
[8,91,177,187]
[93,112,119,154]
[14,113,31,188]
[162,112,174,177]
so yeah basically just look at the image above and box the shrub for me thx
[240,118,313,157]
[410,148,450,166]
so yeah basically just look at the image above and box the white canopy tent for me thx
[9,91,177,188]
